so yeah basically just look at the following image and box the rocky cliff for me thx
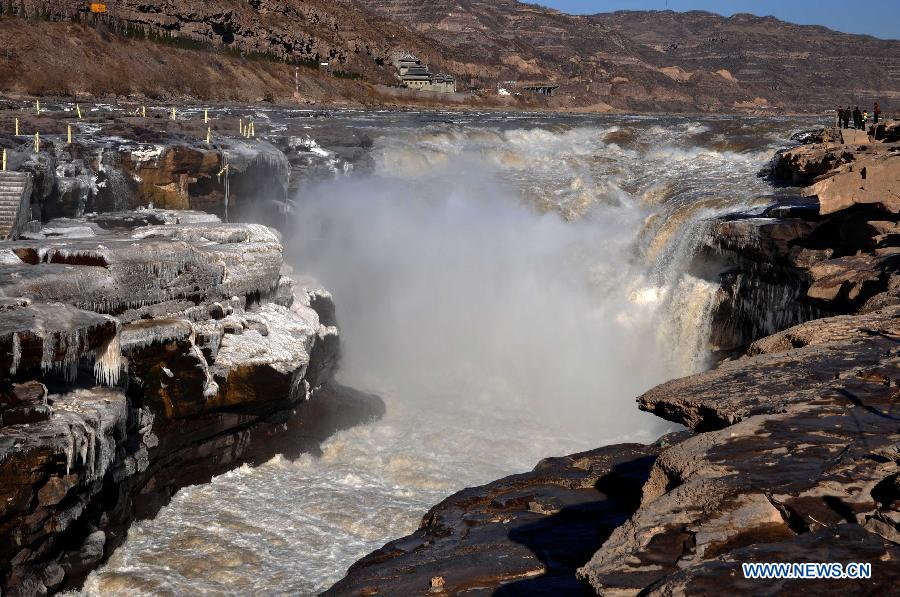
[0,210,384,594]
[324,131,900,594]
[0,100,373,230]
[0,1,898,112]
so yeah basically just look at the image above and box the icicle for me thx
[203,380,220,398]
[40,329,55,374]
[65,429,74,476]
[94,332,124,386]
[10,332,21,374]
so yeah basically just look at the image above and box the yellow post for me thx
[2,148,6,171]
[206,127,211,145]
[35,100,40,115]
[239,118,243,135]
[76,104,82,119]
[14,117,19,136]
[142,106,146,118]
[67,124,72,144]
[204,109,208,124]
[171,107,176,121]
[34,131,39,153]
[250,122,255,138]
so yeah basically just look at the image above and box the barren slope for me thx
[1,1,898,112]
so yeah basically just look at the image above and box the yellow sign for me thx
[90,3,107,13]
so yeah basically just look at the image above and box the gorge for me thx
[0,103,898,596]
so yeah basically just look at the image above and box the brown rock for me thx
[645,525,900,596]
[580,343,900,594]
[640,306,900,431]
[36,475,78,508]
[805,151,900,215]
[773,144,853,185]
[324,442,674,597]
[0,212,381,594]
[806,252,898,308]
[748,306,900,355]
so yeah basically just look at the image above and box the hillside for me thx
[0,0,898,112]
[360,1,900,111]
[593,10,900,110]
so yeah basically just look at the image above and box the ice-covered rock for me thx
[0,302,119,381]
[0,211,380,594]
[0,218,283,314]
[16,131,294,228]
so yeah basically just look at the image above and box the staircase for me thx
[0,171,32,240]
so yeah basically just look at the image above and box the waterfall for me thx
[85,113,812,596]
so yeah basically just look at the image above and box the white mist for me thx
[287,158,674,439]
[85,117,795,596]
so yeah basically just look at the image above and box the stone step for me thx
[0,171,30,239]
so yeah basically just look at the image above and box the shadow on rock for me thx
[497,455,658,596]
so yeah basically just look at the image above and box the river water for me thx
[82,111,813,595]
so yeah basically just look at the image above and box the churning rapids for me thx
[80,112,812,595]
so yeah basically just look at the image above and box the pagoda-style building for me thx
[394,53,456,93]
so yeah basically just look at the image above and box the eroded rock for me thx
[324,439,687,597]
[0,210,381,594]
[577,308,900,595]
[805,150,900,215]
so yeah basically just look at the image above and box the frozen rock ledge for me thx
[0,209,384,595]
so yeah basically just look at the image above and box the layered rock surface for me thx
[580,306,900,594]
[324,439,687,596]
[705,135,899,352]
[0,210,383,595]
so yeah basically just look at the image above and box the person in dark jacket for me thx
[853,106,862,129]
[874,102,881,124]
[837,107,844,127]
[844,106,851,128]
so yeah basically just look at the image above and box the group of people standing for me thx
[837,102,882,129]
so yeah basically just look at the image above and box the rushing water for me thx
[83,112,814,596]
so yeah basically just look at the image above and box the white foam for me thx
[84,114,807,596]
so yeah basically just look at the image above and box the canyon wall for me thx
[0,210,383,594]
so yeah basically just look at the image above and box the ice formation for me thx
[93,332,124,387]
